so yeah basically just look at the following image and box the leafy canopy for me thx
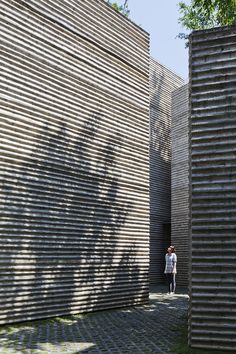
[107,0,130,17]
[178,0,236,39]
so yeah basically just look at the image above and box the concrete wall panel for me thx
[150,58,184,283]
[171,84,189,286]
[0,0,150,324]
[189,25,236,351]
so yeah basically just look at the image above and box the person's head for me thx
[167,247,172,254]
[170,245,176,253]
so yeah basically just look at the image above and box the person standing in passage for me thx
[164,246,177,294]
[170,245,177,293]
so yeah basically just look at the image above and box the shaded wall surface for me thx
[0,0,150,324]
[189,25,236,351]
[171,84,189,286]
[149,58,184,284]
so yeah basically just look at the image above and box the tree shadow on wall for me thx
[150,67,171,160]
[149,67,172,283]
[1,112,146,325]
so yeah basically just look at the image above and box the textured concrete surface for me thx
[189,25,236,352]
[0,0,150,324]
[0,286,188,354]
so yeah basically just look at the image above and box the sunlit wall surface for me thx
[149,59,184,283]
[0,0,150,324]
[171,84,189,286]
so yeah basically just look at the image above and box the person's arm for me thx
[172,254,177,273]
[164,254,167,273]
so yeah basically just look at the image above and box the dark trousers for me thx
[166,273,176,293]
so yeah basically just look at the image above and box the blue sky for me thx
[116,0,190,80]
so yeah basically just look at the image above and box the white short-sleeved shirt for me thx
[164,253,177,274]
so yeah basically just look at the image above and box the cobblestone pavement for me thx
[0,286,188,354]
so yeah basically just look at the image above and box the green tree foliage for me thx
[107,0,130,17]
[178,0,236,40]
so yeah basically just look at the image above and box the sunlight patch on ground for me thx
[37,341,95,352]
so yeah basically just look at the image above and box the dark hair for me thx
[170,245,176,253]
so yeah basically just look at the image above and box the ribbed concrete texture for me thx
[0,0,150,324]
[150,58,184,284]
[171,84,189,287]
[189,25,236,351]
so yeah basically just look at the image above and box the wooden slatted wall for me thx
[0,0,150,324]
[189,25,236,351]
[149,58,184,283]
[171,84,189,286]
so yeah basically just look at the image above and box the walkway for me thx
[0,287,188,354]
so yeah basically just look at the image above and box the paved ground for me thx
[0,286,189,354]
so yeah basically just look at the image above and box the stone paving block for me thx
[0,287,188,354]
